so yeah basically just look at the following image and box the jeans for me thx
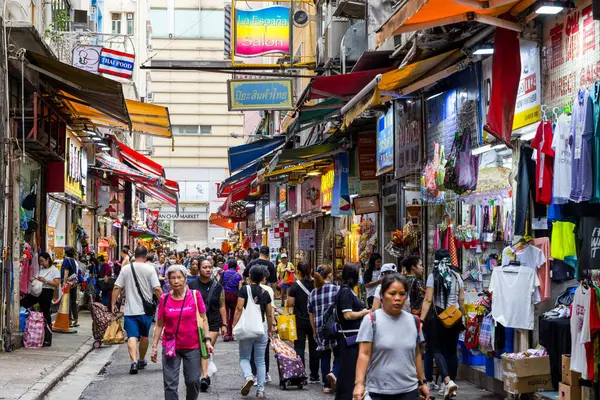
[294,325,319,380]
[20,288,54,345]
[424,341,434,382]
[225,291,238,337]
[70,285,79,322]
[162,348,202,400]
[239,322,269,394]
[319,347,339,387]
[251,338,270,375]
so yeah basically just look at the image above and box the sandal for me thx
[256,393,265,398]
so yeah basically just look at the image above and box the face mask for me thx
[169,259,176,264]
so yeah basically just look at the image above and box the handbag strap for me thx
[172,290,187,339]
[130,263,150,304]
[205,279,219,309]
[296,280,311,296]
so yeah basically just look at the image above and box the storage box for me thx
[562,355,582,386]
[581,386,595,400]
[502,355,551,377]
[503,372,554,394]
[559,382,582,400]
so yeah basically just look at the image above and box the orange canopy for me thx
[376,0,522,47]
[209,213,236,230]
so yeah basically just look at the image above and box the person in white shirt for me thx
[113,246,162,375]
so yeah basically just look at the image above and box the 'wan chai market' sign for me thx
[228,79,293,111]
[235,6,290,57]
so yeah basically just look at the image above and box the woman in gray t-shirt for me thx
[354,274,429,400]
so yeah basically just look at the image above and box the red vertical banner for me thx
[357,133,377,180]
[484,27,521,147]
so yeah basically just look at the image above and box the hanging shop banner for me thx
[287,185,298,214]
[146,210,159,232]
[278,184,287,217]
[268,228,282,263]
[72,46,102,74]
[268,182,277,226]
[376,107,394,175]
[301,177,321,213]
[98,48,135,79]
[481,39,541,131]
[357,133,378,194]
[227,79,293,111]
[395,100,422,179]
[65,130,86,201]
[321,165,335,209]
[255,201,264,229]
[298,228,316,250]
[234,6,290,57]
[542,1,599,109]
[332,152,351,216]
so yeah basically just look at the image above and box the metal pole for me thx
[340,74,382,115]
[0,12,7,351]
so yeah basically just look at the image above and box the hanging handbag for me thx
[164,291,186,359]
[456,128,479,192]
[192,290,210,359]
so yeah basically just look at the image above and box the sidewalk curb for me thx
[19,337,94,400]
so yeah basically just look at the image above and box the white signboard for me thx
[72,46,102,74]
[298,229,316,251]
[359,179,380,195]
[181,182,209,202]
[268,228,282,263]
[159,212,206,220]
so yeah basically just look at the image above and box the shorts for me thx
[124,315,154,339]
[282,284,290,290]
[209,322,221,333]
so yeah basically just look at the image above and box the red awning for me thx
[308,67,394,101]
[116,140,165,177]
[217,176,254,218]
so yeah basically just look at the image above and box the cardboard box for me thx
[581,386,595,400]
[562,355,582,386]
[502,355,551,377]
[503,373,554,394]
[559,382,582,400]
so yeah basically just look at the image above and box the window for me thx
[199,10,224,39]
[126,13,134,35]
[111,13,122,34]
[149,8,168,38]
[173,9,224,39]
[173,125,212,135]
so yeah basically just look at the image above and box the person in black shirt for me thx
[336,263,369,400]
[188,259,227,347]
[287,261,319,383]
[245,246,277,287]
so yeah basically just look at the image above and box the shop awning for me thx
[60,92,173,138]
[265,143,344,177]
[218,176,254,219]
[376,0,522,47]
[116,140,164,177]
[307,68,394,101]
[209,213,236,230]
[26,51,130,127]
[228,136,286,174]
[218,163,260,197]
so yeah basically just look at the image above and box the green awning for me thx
[278,143,342,164]
[287,99,345,135]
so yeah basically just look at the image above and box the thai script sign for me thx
[228,79,293,111]
[235,6,290,57]
[98,48,135,79]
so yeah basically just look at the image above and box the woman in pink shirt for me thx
[151,265,214,398]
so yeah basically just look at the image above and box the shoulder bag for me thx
[192,290,210,359]
[434,276,463,328]
[164,292,186,358]
[130,263,158,316]
[232,285,265,340]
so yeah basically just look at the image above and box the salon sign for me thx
[235,6,290,57]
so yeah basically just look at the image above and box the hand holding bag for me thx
[277,307,297,341]
[30,279,43,297]
[192,290,210,359]
[103,319,125,344]
[233,285,265,340]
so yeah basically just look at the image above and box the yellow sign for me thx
[64,130,87,201]
[321,166,334,208]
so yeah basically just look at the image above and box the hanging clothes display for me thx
[552,113,573,204]
[501,243,546,303]
[590,81,600,203]
[532,237,551,303]
[570,89,594,203]
[531,120,555,205]
[577,217,600,277]
[550,221,577,261]
[489,265,539,330]
[571,285,592,378]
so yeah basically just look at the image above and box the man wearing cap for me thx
[277,253,295,308]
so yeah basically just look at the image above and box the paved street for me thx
[45,332,504,400]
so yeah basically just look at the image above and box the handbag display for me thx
[233,285,266,340]
[130,263,158,316]
[192,290,210,359]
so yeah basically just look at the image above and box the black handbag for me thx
[130,263,158,316]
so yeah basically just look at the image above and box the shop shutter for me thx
[316,216,324,266]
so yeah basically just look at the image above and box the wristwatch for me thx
[417,380,427,387]
[204,337,212,342]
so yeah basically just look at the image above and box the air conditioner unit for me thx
[325,20,350,61]
[146,92,154,103]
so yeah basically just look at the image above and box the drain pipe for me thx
[340,74,382,115]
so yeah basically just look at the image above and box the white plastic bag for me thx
[233,285,265,340]
[207,355,217,377]
[30,279,43,297]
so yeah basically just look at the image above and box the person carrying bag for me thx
[233,285,265,340]
[131,262,158,316]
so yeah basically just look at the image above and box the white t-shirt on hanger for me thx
[501,245,546,303]
[552,113,573,203]
[489,266,539,330]
[570,286,591,377]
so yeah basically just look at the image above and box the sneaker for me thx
[200,377,209,392]
[253,376,258,386]
[137,360,147,370]
[265,373,272,384]
[206,376,211,386]
[309,376,320,384]
[438,383,446,396]
[327,373,337,391]
[443,381,458,399]
[241,378,254,396]
[427,381,439,391]
[129,363,138,375]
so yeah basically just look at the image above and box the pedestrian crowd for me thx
[21,242,465,400]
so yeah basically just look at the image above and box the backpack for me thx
[322,298,339,340]
[23,311,45,348]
